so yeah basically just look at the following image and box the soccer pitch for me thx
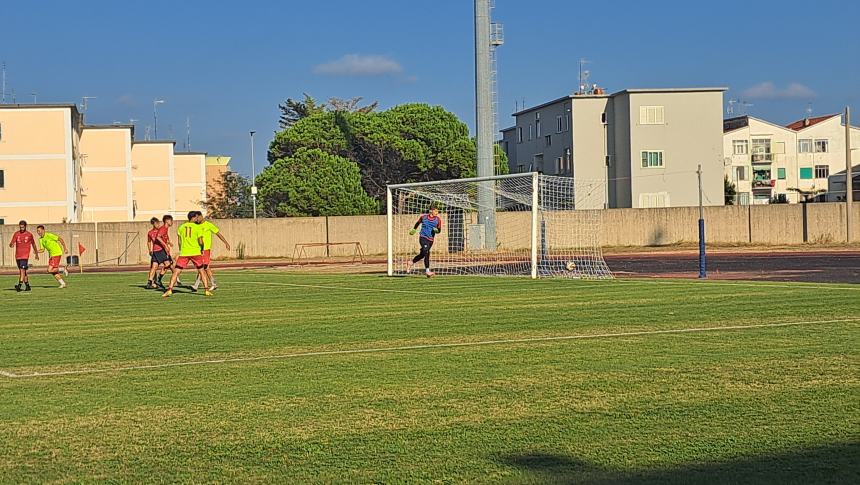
[1,271,858,483]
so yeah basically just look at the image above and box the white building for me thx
[723,114,860,204]
[500,87,727,209]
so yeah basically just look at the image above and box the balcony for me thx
[751,153,774,163]
[752,179,775,189]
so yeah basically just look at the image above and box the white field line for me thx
[612,279,860,292]
[2,318,857,380]
[231,272,860,292]
[233,281,446,296]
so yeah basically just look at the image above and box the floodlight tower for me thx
[475,0,498,249]
[153,99,165,139]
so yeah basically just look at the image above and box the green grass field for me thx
[1,270,858,484]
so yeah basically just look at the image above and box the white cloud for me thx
[742,81,816,99]
[313,54,404,77]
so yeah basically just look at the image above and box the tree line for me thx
[206,95,508,218]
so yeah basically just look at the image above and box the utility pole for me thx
[250,130,258,219]
[697,164,706,278]
[474,0,496,250]
[153,99,165,139]
[846,106,853,242]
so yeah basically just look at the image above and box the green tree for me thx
[257,148,378,217]
[277,94,326,130]
[267,102,509,208]
[724,176,737,205]
[204,171,255,218]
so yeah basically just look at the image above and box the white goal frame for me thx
[386,172,612,279]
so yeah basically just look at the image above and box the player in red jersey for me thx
[145,217,172,289]
[153,214,181,287]
[9,220,39,292]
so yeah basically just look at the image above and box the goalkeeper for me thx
[407,206,442,277]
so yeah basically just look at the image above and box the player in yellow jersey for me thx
[192,216,230,292]
[36,225,69,288]
[162,212,212,297]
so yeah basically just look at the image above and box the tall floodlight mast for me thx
[475,0,497,250]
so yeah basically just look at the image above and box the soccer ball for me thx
[565,261,577,271]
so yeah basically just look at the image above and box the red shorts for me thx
[175,255,204,269]
[48,255,62,268]
[201,249,212,265]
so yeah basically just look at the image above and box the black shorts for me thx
[16,259,29,270]
[419,237,434,251]
[151,250,171,265]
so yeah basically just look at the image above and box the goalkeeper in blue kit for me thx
[407,206,442,277]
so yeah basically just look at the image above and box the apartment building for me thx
[723,114,860,204]
[500,87,726,209]
[0,104,84,224]
[0,103,210,224]
[79,125,134,222]
[205,155,231,200]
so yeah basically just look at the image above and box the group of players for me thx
[8,211,229,297]
[146,211,230,297]
[10,207,439,291]
[8,221,70,291]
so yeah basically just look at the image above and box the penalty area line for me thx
[2,317,857,380]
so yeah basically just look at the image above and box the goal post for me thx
[387,172,612,279]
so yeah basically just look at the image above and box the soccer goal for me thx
[387,172,612,279]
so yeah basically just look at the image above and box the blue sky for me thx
[2,0,857,176]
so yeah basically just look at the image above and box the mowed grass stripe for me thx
[2,272,858,371]
[0,319,855,483]
[3,317,857,378]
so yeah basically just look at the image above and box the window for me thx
[815,165,829,179]
[0,122,3,141]
[639,106,665,125]
[733,140,748,155]
[639,192,670,208]
[0,218,4,225]
[777,168,786,180]
[534,154,544,171]
[733,166,747,181]
[800,167,813,180]
[529,124,533,140]
[601,112,607,124]
[556,157,563,174]
[545,134,552,147]
[798,139,813,153]
[535,118,541,137]
[517,164,525,173]
[517,127,523,143]
[0,169,4,188]
[556,115,563,133]
[564,113,570,131]
[640,151,664,168]
[814,139,829,153]
[751,138,772,162]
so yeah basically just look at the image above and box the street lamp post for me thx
[250,131,257,219]
[153,99,165,139]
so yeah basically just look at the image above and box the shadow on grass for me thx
[498,441,859,484]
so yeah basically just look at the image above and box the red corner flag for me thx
[78,243,86,255]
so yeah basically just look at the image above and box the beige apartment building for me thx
[723,114,860,204]
[205,155,231,200]
[0,104,84,224]
[501,87,726,209]
[0,103,211,225]
[79,125,134,222]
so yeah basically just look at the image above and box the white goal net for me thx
[387,173,612,279]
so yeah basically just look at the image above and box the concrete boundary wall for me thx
[2,204,858,267]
